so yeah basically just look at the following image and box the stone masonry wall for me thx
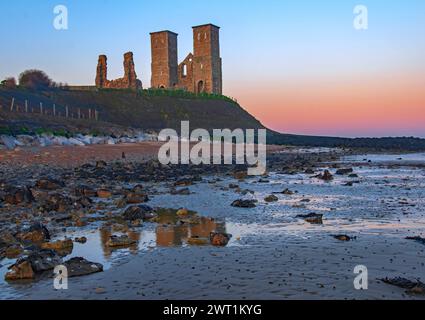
[95,52,142,90]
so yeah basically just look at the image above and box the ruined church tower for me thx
[149,24,222,94]
[192,24,222,94]
[150,31,178,89]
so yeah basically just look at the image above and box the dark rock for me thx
[63,257,103,277]
[41,239,74,251]
[97,189,112,198]
[264,195,279,202]
[316,170,333,181]
[5,245,23,259]
[74,185,97,197]
[332,234,353,241]
[231,199,257,208]
[174,177,194,187]
[3,186,34,205]
[233,171,247,180]
[16,223,50,243]
[39,194,72,213]
[210,232,232,246]
[35,178,64,190]
[336,168,354,175]
[95,160,107,168]
[282,188,294,195]
[74,237,87,244]
[406,236,425,245]
[170,187,191,195]
[0,232,18,248]
[74,196,93,208]
[11,249,62,274]
[125,192,149,204]
[131,185,144,194]
[122,205,155,221]
[5,260,34,281]
[381,277,425,295]
[296,213,323,224]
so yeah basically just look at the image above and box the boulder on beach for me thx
[5,261,35,281]
[296,213,323,224]
[97,189,112,198]
[231,199,257,208]
[41,238,74,251]
[170,187,191,195]
[316,170,333,181]
[2,186,34,205]
[332,234,353,241]
[264,194,279,202]
[6,249,62,281]
[381,277,425,295]
[405,236,425,245]
[15,222,50,243]
[63,257,103,277]
[336,168,354,175]
[122,205,155,221]
[35,178,64,191]
[210,232,232,246]
[124,192,149,204]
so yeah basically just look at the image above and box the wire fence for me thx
[0,97,100,121]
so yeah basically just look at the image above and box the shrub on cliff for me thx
[18,70,53,90]
[1,77,17,89]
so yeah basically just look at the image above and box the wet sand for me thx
[0,142,286,168]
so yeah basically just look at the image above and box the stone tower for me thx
[192,24,222,94]
[95,52,142,89]
[150,31,178,89]
[95,55,108,88]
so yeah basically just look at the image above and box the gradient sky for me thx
[1,0,424,137]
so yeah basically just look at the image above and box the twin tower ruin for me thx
[95,24,222,95]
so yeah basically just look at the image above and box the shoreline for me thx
[0,144,424,300]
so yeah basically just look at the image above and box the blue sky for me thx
[1,0,425,137]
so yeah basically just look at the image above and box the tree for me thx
[19,69,53,90]
[1,77,17,89]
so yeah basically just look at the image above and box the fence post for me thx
[25,100,28,113]
[66,105,69,118]
[77,108,81,119]
[53,104,56,116]
[10,97,15,111]
[88,108,92,119]
[40,102,43,114]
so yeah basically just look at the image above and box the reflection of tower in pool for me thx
[127,231,141,255]
[156,225,189,247]
[99,226,141,258]
[100,227,113,259]
[156,217,226,247]
[189,217,225,238]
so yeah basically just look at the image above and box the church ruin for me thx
[95,52,142,89]
[95,23,222,95]
[150,24,222,94]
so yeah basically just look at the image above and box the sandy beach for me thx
[0,143,424,300]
